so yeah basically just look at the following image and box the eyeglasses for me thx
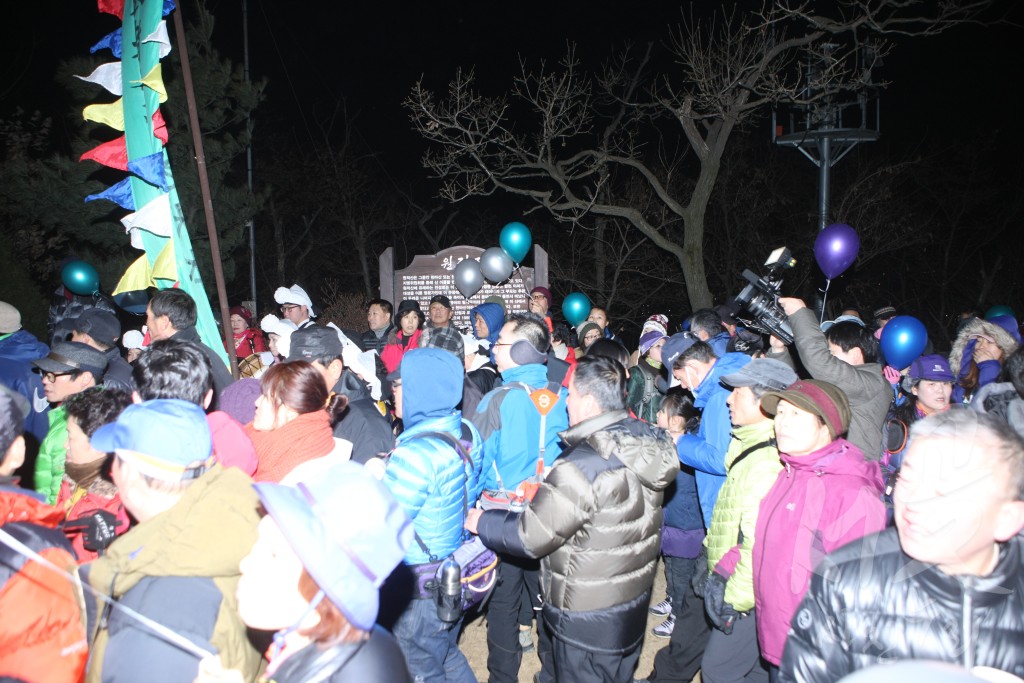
[492,342,512,348]
[279,304,300,313]
[392,380,402,389]
[41,370,74,383]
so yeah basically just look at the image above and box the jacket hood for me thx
[694,352,750,406]
[780,438,882,489]
[0,330,49,363]
[561,409,679,492]
[950,318,1019,376]
[333,367,372,401]
[88,465,259,597]
[469,303,505,345]
[401,347,463,428]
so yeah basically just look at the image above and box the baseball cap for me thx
[661,332,699,370]
[254,461,413,631]
[638,330,667,355]
[714,302,740,327]
[0,302,21,334]
[908,354,954,383]
[287,326,343,362]
[721,358,798,392]
[273,284,315,315]
[91,399,214,481]
[32,341,108,379]
[820,315,865,332]
[73,309,122,346]
[761,379,852,440]
[429,294,452,310]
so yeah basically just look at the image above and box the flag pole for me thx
[171,6,240,379]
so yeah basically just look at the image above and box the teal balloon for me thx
[562,292,592,327]
[880,315,928,370]
[62,260,100,296]
[985,304,1015,320]
[499,222,532,263]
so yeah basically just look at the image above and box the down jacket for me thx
[477,409,679,654]
[703,419,781,612]
[781,529,1024,682]
[383,348,483,565]
[753,438,886,665]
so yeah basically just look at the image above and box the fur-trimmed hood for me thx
[949,318,1019,376]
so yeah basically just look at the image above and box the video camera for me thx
[733,247,796,345]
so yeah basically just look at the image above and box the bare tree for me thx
[405,1,990,309]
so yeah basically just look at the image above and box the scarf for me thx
[246,410,335,483]
[64,458,107,489]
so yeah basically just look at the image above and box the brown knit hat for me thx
[760,379,852,439]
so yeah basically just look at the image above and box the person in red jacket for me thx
[0,385,88,681]
[229,305,268,359]
[57,386,133,561]
[381,300,425,373]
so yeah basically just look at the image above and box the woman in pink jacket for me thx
[752,379,886,674]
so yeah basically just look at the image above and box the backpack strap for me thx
[728,439,774,472]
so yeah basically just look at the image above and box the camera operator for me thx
[766,298,891,460]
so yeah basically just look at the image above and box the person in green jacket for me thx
[31,341,107,504]
[695,358,796,683]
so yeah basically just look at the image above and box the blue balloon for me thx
[562,292,592,327]
[61,260,100,296]
[813,223,860,280]
[880,315,928,370]
[499,222,532,264]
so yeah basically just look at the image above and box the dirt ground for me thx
[459,558,696,682]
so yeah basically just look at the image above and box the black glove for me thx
[690,546,709,597]
[703,571,739,635]
[64,510,122,552]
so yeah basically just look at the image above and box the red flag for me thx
[152,108,168,144]
[80,136,129,171]
[97,0,125,19]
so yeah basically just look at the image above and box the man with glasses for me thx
[470,312,569,683]
[273,283,318,329]
[30,341,107,504]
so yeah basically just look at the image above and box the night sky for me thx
[5,1,1020,181]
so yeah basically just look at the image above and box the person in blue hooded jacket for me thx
[470,302,504,350]
[382,347,484,683]
[0,301,51,445]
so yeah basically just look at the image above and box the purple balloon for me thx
[814,223,860,280]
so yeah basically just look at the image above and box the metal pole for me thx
[817,135,831,232]
[171,5,240,380]
[243,0,257,312]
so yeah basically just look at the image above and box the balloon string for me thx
[820,279,831,324]
[513,264,531,298]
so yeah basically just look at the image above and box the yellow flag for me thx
[112,254,152,296]
[83,99,126,131]
[152,240,177,282]
[135,64,168,103]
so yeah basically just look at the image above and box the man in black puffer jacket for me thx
[468,355,680,683]
[781,409,1024,682]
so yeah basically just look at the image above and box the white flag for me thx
[74,62,123,96]
[142,21,172,59]
[121,193,173,249]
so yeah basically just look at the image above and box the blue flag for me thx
[90,29,123,59]
[84,177,136,211]
[128,151,168,191]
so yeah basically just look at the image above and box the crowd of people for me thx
[0,279,1023,683]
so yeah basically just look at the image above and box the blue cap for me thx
[91,399,213,481]
[254,462,414,631]
[661,332,699,370]
[820,314,865,332]
[908,354,954,382]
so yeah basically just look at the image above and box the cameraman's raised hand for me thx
[777,297,806,316]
